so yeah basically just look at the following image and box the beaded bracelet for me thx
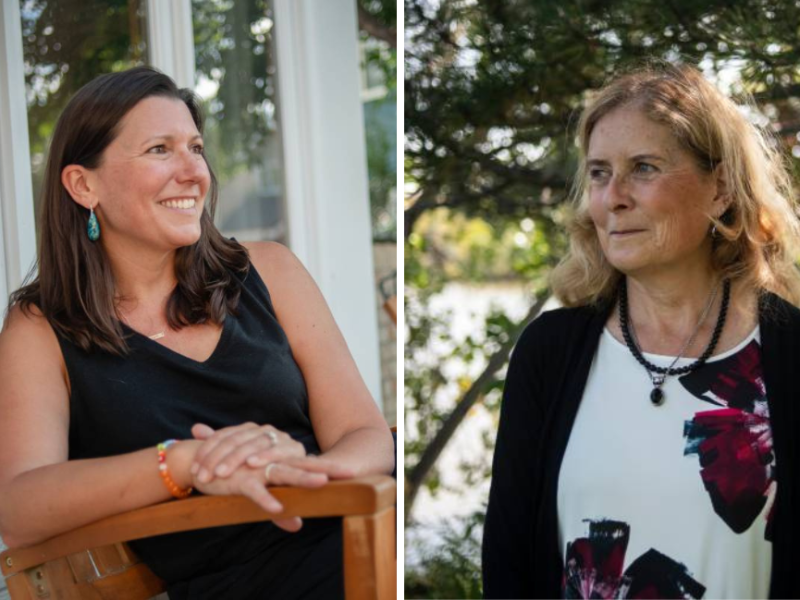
[157,439,193,499]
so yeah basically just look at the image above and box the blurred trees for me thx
[406,0,800,235]
[404,0,800,597]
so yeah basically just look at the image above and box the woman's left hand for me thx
[190,422,354,484]
[190,422,307,483]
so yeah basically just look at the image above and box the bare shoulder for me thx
[0,302,66,384]
[1,302,57,347]
[241,241,312,290]
[240,242,331,342]
[242,240,300,269]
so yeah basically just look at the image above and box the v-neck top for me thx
[118,314,232,366]
[60,263,318,461]
[55,261,326,586]
[558,327,774,599]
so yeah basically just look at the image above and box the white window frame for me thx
[0,0,383,408]
[146,0,195,88]
[0,0,37,316]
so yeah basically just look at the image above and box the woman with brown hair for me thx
[0,67,394,599]
[483,63,800,598]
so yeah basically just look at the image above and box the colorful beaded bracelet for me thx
[157,439,193,499]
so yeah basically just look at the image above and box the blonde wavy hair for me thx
[550,61,800,307]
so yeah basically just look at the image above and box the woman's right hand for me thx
[190,460,326,532]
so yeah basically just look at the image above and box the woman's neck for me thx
[611,268,757,358]
[625,270,720,337]
[103,240,178,313]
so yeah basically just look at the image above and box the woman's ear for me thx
[61,165,97,209]
[712,164,730,218]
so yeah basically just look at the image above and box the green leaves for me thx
[405,0,800,231]
[405,510,486,599]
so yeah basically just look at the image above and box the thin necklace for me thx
[618,278,731,406]
[627,284,718,401]
[118,312,166,341]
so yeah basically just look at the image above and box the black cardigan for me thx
[482,292,800,599]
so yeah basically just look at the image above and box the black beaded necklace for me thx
[618,277,731,406]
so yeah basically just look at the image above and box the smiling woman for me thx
[11,69,246,356]
[66,97,210,249]
[0,67,394,600]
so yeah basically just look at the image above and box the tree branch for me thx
[405,292,551,521]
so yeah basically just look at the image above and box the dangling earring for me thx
[87,205,100,241]
[710,224,717,238]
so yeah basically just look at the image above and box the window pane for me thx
[20,0,148,237]
[192,0,286,243]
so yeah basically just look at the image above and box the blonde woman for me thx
[483,63,800,599]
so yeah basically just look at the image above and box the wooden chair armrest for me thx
[1,475,395,576]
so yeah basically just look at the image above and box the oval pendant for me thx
[650,387,664,406]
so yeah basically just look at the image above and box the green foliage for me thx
[359,0,398,89]
[405,511,485,599]
[191,0,276,182]
[406,206,566,284]
[405,0,800,231]
[360,0,397,30]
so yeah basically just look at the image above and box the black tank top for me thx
[55,262,339,590]
[60,262,319,460]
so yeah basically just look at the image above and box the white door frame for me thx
[272,0,383,407]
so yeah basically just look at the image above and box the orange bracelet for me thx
[157,440,193,499]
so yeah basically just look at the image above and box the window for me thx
[20,0,148,236]
[192,0,287,243]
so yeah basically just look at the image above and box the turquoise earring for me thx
[87,205,100,241]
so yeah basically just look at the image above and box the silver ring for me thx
[264,430,279,446]
[264,462,278,484]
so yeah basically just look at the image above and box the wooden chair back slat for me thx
[1,476,396,600]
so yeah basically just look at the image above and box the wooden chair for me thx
[0,475,396,599]
[378,271,397,326]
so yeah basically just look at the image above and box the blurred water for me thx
[406,281,535,561]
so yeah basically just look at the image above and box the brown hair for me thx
[550,61,800,307]
[9,66,249,354]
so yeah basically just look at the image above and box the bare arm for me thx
[0,305,205,549]
[0,443,201,549]
[244,242,394,477]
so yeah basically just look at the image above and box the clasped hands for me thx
[188,422,353,532]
